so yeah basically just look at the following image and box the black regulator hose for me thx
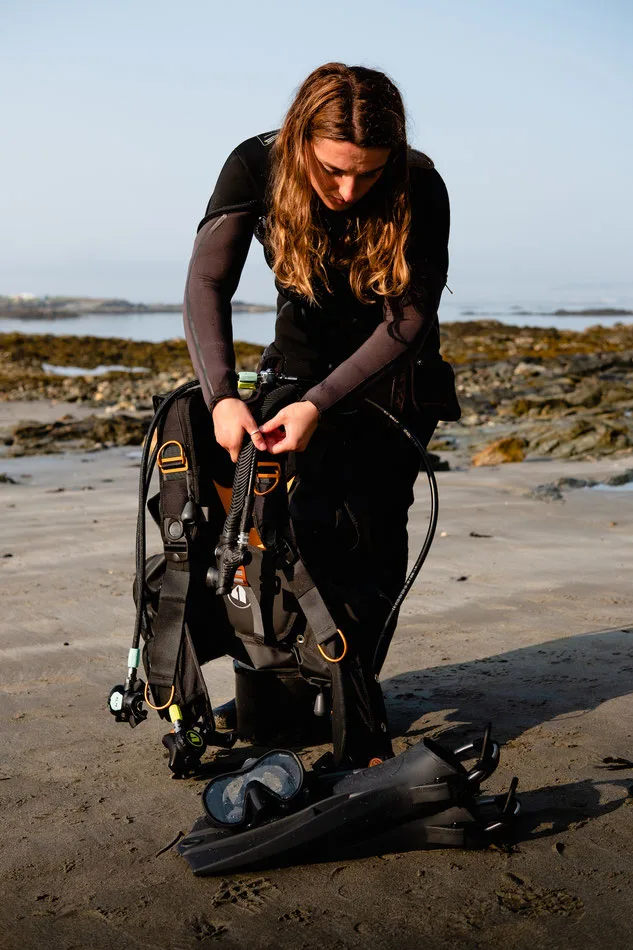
[222,440,256,542]
[363,399,440,674]
[220,383,301,543]
[213,383,302,594]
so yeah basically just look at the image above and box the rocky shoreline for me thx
[0,295,272,318]
[1,321,632,462]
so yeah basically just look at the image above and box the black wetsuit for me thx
[184,131,459,422]
[183,132,460,764]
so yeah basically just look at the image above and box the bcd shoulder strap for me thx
[144,389,222,714]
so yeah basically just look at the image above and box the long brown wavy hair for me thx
[268,63,412,305]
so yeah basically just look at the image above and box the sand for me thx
[1,408,632,950]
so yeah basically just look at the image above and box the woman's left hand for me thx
[259,401,320,454]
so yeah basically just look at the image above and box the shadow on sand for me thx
[382,624,633,743]
[383,624,633,835]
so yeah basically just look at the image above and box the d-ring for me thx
[144,682,175,710]
[317,629,348,664]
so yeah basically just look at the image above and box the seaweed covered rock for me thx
[7,414,151,455]
[471,435,528,467]
[526,419,633,459]
[0,333,264,407]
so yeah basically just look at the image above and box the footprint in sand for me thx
[279,907,312,925]
[187,914,228,941]
[496,872,585,918]
[211,878,276,912]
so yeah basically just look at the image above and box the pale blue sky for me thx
[2,0,631,306]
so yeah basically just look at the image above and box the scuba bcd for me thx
[108,369,439,775]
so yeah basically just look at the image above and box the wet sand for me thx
[1,415,632,950]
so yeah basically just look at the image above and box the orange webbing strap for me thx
[254,461,281,496]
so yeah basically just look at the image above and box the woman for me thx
[184,63,460,766]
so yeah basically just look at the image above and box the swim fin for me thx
[176,726,520,875]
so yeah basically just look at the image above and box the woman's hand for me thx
[260,401,320,454]
[212,397,268,462]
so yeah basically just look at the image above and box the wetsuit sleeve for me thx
[301,284,443,414]
[184,211,258,408]
[302,169,450,414]
[184,142,264,408]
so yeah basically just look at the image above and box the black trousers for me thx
[289,406,438,765]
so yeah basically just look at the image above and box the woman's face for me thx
[307,138,391,212]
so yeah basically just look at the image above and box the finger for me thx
[229,434,245,463]
[260,412,284,434]
[258,434,274,453]
[249,432,268,452]
[271,427,314,454]
[215,432,233,456]
[262,429,285,451]
[269,439,288,455]
[269,430,300,454]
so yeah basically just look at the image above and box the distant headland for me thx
[460,306,633,317]
[0,294,273,319]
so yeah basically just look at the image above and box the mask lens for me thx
[203,750,304,827]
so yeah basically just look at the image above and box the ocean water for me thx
[0,310,276,346]
[1,295,632,345]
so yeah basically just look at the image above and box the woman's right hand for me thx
[212,397,268,463]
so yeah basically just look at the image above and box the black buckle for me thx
[163,519,189,561]
[277,537,299,568]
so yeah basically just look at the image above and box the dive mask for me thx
[202,750,305,828]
